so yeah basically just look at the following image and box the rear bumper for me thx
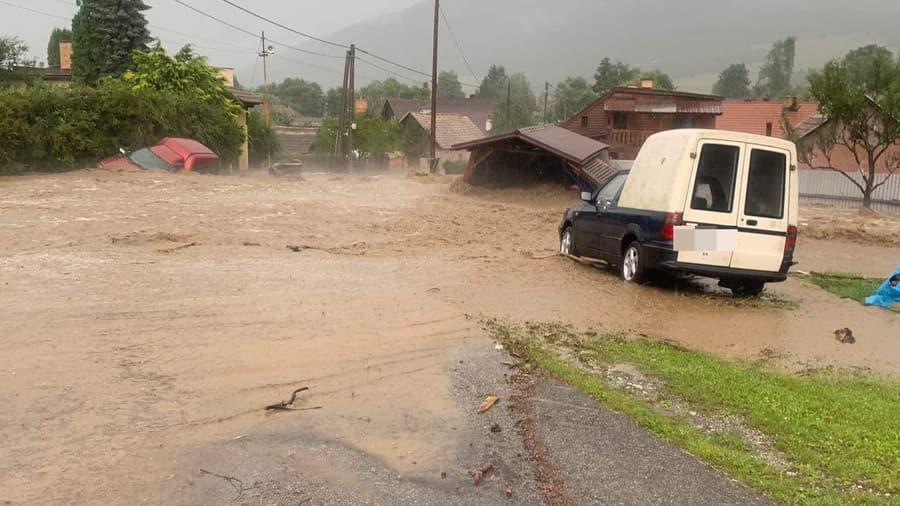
[645,245,789,282]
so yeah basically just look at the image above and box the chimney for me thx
[782,95,799,112]
[640,78,654,89]
[59,40,72,70]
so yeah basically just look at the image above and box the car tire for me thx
[560,226,579,257]
[620,241,646,283]
[730,280,765,297]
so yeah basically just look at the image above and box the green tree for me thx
[359,77,428,114]
[313,114,400,158]
[712,63,751,98]
[491,72,537,133]
[437,70,465,98]
[47,27,73,67]
[754,36,796,98]
[799,48,900,208]
[72,0,150,84]
[0,36,35,84]
[553,76,595,121]
[323,86,343,117]
[477,64,507,100]
[247,109,281,165]
[592,57,639,95]
[265,78,324,117]
[120,44,242,117]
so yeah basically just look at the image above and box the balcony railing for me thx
[608,129,656,146]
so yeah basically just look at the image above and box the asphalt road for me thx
[166,339,769,505]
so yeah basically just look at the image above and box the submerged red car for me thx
[99,138,219,172]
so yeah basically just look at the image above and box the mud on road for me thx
[1,170,897,503]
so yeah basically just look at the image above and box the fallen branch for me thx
[530,253,561,260]
[199,468,244,496]
[158,242,197,254]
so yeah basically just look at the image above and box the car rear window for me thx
[744,149,786,219]
[128,148,174,170]
[691,144,740,213]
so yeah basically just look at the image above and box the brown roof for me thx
[228,87,264,107]
[454,124,609,165]
[383,97,496,133]
[402,112,485,149]
[568,87,724,122]
[717,100,820,138]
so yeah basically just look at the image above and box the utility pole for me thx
[259,31,273,128]
[347,44,356,163]
[543,82,549,125]
[506,80,511,131]
[335,50,350,157]
[429,0,439,172]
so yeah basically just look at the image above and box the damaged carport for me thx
[452,125,616,191]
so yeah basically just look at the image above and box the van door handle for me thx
[746,219,758,226]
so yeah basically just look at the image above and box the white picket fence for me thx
[799,170,900,213]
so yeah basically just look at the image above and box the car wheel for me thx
[620,241,646,283]
[560,226,579,256]
[730,280,765,297]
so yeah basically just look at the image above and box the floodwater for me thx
[0,170,896,503]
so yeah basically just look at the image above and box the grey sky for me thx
[0,0,419,76]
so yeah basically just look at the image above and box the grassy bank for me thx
[486,320,900,505]
[796,271,897,312]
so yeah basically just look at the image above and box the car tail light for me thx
[662,212,683,240]
[785,225,798,252]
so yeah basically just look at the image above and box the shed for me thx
[399,112,485,171]
[452,125,615,190]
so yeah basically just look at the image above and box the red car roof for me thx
[154,138,218,170]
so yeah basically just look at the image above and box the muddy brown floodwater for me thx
[1,170,897,503]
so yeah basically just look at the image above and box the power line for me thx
[439,6,479,87]
[215,0,348,50]
[0,0,69,21]
[356,56,424,85]
[173,0,345,60]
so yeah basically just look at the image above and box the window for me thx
[744,149,786,218]
[690,144,740,213]
[612,112,627,130]
[580,116,589,128]
[674,116,694,129]
[765,122,773,136]
[596,173,628,203]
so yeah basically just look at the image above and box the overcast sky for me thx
[0,0,420,77]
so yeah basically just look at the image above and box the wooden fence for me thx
[798,170,900,213]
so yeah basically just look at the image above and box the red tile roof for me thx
[717,100,819,138]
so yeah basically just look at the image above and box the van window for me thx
[596,173,628,203]
[690,144,739,213]
[744,149,786,219]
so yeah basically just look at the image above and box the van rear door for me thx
[678,141,744,268]
[730,144,791,272]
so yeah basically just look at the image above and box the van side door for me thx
[730,144,791,272]
[678,141,744,268]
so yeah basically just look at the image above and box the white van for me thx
[559,129,798,296]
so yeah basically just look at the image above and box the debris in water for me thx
[265,387,322,411]
[490,423,502,433]
[834,328,855,344]
[286,245,305,252]
[479,395,499,413]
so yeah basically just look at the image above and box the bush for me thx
[247,109,281,166]
[0,81,244,172]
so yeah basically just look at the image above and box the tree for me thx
[754,36,796,98]
[0,36,35,84]
[47,27,73,67]
[437,70,465,98]
[265,78,324,117]
[323,87,343,117]
[592,57,639,95]
[121,44,241,117]
[358,77,428,114]
[712,63,751,98]
[799,48,900,208]
[477,64,507,99]
[313,114,400,158]
[553,76,595,122]
[491,72,537,133]
[72,0,151,84]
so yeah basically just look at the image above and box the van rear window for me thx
[744,149,786,219]
[691,144,739,213]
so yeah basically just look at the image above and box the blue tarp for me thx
[865,266,900,308]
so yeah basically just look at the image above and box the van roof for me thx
[646,128,796,152]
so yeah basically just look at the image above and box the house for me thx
[383,97,496,134]
[399,112,485,171]
[217,68,265,171]
[716,97,819,138]
[561,84,723,159]
[452,125,616,190]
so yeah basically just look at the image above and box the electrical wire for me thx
[439,6,479,87]
[214,0,348,50]
[355,57,424,85]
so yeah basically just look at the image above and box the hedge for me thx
[0,81,245,173]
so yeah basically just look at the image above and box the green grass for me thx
[486,320,900,505]
[795,271,897,312]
